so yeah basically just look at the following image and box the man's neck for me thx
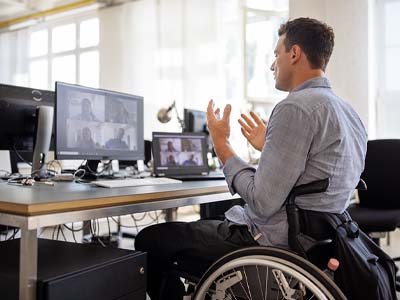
[289,69,324,92]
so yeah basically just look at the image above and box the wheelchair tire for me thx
[193,246,346,300]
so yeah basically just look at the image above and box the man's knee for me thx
[135,222,182,252]
[135,223,159,251]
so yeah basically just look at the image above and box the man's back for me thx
[283,77,367,212]
[224,77,367,247]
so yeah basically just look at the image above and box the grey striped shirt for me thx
[223,76,367,247]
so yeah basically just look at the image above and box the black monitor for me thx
[0,84,55,175]
[0,84,55,151]
[183,108,216,155]
[183,108,208,133]
[55,82,144,179]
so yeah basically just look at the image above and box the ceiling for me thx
[0,0,85,22]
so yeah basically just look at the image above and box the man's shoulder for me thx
[279,86,342,116]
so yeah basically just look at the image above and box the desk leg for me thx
[165,208,178,222]
[19,228,38,300]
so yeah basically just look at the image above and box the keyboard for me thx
[92,177,182,188]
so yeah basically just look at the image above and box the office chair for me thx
[347,139,400,290]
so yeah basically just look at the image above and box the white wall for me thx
[99,0,168,140]
[99,0,227,141]
[0,151,11,173]
[290,0,371,131]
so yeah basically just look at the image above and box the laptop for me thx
[152,132,225,181]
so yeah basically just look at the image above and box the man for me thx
[135,17,367,300]
[105,128,129,150]
[182,154,197,166]
[166,154,177,166]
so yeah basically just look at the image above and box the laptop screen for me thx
[152,132,209,176]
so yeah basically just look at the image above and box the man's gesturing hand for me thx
[206,99,234,164]
[238,111,267,152]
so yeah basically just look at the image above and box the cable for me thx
[59,225,67,241]
[71,223,77,243]
[6,228,19,240]
[131,212,147,222]
[12,147,32,166]
[51,226,57,240]
[107,217,111,238]
[0,169,11,178]
[46,160,62,174]
[56,225,61,240]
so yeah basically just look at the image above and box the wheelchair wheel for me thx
[193,246,346,300]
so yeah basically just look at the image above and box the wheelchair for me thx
[168,178,352,300]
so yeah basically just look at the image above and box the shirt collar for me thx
[291,76,331,93]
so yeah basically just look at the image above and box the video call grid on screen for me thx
[55,82,144,160]
[152,132,209,175]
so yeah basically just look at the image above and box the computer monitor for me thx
[183,108,216,155]
[183,108,208,133]
[55,82,144,179]
[0,84,55,151]
[0,84,55,176]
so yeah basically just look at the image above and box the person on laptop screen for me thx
[166,140,178,152]
[182,154,197,166]
[166,154,177,166]
[135,18,368,300]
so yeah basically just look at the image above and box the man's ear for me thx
[290,45,302,65]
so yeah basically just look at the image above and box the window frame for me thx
[375,0,400,138]
[27,10,99,90]
[243,5,288,105]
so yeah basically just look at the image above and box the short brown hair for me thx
[278,18,334,71]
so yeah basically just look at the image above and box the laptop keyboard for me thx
[92,177,182,188]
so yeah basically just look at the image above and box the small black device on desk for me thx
[152,132,225,181]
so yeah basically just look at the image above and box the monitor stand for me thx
[78,160,100,181]
[32,106,53,180]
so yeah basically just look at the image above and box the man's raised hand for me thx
[238,111,267,151]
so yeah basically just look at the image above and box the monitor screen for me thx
[0,84,55,151]
[183,108,208,133]
[55,82,144,161]
[152,132,209,176]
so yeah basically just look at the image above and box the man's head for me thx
[271,18,334,91]
[82,127,92,141]
[116,128,125,139]
[81,98,92,114]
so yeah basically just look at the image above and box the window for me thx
[376,0,400,137]
[28,15,99,90]
[244,1,288,105]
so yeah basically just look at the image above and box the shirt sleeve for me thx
[223,103,314,220]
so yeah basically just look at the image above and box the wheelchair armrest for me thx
[356,179,367,191]
[292,178,330,197]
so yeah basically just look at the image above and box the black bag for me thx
[320,212,397,300]
[285,178,397,299]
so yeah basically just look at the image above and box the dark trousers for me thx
[134,219,258,300]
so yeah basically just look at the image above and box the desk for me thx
[0,180,239,300]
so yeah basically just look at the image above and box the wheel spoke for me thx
[193,248,344,300]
